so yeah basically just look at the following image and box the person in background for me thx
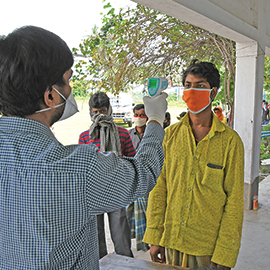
[143,59,244,269]
[262,100,269,125]
[128,104,148,149]
[163,112,171,129]
[79,92,135,259]
[213,106,227,124]
[127,104,149,251]
[267,102,270,121]
[0,25,168,269]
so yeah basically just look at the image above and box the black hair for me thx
[133,103,144,113]
[0,26,74,116]
[165,111,171,121]
[89,92,110,109]
[181,59,220,89]
[180,111,187,118]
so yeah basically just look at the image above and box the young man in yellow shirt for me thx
[143,60,244,270]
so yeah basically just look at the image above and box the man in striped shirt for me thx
[79,92,136,259]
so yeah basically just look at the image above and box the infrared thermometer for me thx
[147,77,168,98]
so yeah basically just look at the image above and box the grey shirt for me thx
[129,127,143,150]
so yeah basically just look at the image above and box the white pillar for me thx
[234,41,265,209]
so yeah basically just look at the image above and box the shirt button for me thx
[188,188,192,192]
[194,157,197,161]
[181,222,185,226]
[185,204,188,208]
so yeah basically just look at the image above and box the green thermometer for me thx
[148,77,168,98]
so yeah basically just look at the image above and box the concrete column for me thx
[234,41,265,209]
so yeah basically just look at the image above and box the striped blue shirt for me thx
[0,116,164,269]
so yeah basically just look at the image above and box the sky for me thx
[1,0,136,50]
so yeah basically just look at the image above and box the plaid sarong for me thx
[126,196,149,251]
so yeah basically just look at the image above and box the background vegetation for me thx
[68,1,270,165]
[71,2,236,125]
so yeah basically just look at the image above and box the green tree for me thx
[72,2,236,126]
[70,80,91,97]
[264,56,270,100]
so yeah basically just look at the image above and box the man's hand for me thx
[150,245,166,263]
[143,93,168,126]
[210,261,231,270]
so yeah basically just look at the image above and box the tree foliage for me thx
[70,80,90,97]
[264,56,270,92]
[72,2,236,126]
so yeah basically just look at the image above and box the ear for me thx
[210,87,218,100]
[43,88,56,108]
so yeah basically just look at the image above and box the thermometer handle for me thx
[148,87,163,98]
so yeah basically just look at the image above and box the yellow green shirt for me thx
[143,113,244,268]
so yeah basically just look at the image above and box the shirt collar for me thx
[211,113,226,132]
[181,112,191,127]
[181,111,226,138]
[0,116,58,142]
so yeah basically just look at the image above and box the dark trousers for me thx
[97,207,133,259]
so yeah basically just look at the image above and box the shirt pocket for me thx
[200,164,227,215]
[201,163,225,194]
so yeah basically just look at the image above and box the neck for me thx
[189,107,212,128]
[188,107,213,143]
[26,113,52,128]
[136,125,146,135]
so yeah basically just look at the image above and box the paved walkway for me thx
[233,176,270,269]
[105,176,270,269]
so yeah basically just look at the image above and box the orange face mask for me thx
[182,88,213,114]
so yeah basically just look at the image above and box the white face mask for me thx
[134,117,147,127]
[35,88,79,121]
